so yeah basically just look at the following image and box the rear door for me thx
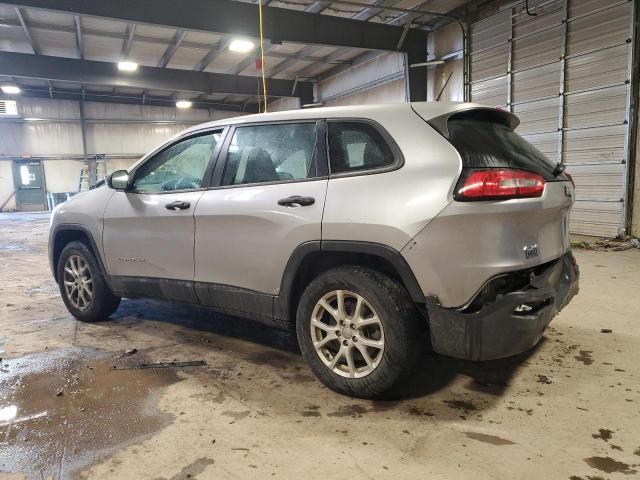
[102,129,224,300]
[193,120,327,317]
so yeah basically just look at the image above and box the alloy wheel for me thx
[63,254,93,311]
[310,290,384,378]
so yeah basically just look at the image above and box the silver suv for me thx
[49,102,579,398]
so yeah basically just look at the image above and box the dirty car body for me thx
[49,101,579,397]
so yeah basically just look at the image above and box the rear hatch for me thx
[408,105,575,308]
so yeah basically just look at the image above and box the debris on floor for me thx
[112,360,207,370]
[572,236,640,251]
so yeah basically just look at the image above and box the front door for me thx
[194,121,327,317]
[102,129,224,301]
[12,159,47,211]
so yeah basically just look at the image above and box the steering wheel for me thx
[161,176,202,191]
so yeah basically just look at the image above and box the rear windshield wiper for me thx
[552,162,566,177]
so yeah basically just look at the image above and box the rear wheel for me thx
[296,266,421,398]
[57,241,121,322]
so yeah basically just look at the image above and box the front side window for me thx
[133,131,222,193]
[222,123,317,186]
[327,121,395,174]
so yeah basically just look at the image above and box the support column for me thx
[79,88,94,187]
[406,49,428,102]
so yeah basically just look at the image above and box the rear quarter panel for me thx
[321,107,460,251]
[402,181,574,308]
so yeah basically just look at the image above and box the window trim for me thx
[208,119,327,190]
[325,118,404,179]
[126,126,229,195]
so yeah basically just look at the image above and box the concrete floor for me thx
[1,212,640,480]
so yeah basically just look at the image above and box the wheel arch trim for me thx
[278,240,425,322]
[50,223,111,289]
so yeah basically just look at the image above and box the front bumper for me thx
[426,252,579,361]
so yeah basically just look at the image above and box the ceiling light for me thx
[176,100,192,109]
[118,61,138,72]
[229,39,255,53]
[1,85,20,94]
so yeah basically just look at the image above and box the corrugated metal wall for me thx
[317,52,407,106]
[469,0,635,237]
[0,98,244,157]
[0,97,247,211]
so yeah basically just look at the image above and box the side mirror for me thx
[107,170,130,191]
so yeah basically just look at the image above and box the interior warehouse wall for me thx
[427,23,464,102]
[317,52,407,106]
[0,97,246,212]
[468,0,637,237]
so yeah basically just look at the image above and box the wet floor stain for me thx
[464,432,516,446]
[583,456,638,475]
[536,374,553,384]
[574,350,594,366]
[443,399,478,415]
[0,242,30,252]
[592,428,614,442]
[326,404,370,418]
[0,347,186,479]
[153,457,215,480]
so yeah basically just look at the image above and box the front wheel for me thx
[296,266,422,398]
[57,241,121,322]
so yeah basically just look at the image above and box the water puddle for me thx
[0,347,185,479]
[0,242,30,252]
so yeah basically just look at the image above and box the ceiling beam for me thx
[1,18,362,66]
[2,0,429,52]
[193,37,231,72]
[267,45,323,78]
[158,29,187,68]
[9,86,258,112]
[14,7,40,55]
[121,23,136,59]
[296,0,401,79]
[0,51,314,100]
[72,15,83,59]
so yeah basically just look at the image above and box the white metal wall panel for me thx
[512,62,560,103]
[512,24,562,71]
[317,52,405,104]
[470,10,510,82]
[512,97,559,135]
[470,0,634,237]
[470,76,508,108]
[323,79,406,107]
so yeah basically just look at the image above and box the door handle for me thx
[278,195,315,207]
[165,200,191,211]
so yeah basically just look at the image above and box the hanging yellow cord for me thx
[258,0,268,113]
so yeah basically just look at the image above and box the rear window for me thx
[447,117,559,180]
[328,121,395,174]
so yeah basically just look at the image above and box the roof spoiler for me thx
[427,107,520,139]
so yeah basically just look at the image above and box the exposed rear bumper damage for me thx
[426,252,579,361]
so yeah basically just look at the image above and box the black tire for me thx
[57,241,121,322]
[296,266,422,398]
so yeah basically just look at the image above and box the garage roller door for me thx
[469,0,635,237]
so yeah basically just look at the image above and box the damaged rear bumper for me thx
[426,252,579,361]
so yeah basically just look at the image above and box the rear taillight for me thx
[455,169,545,201]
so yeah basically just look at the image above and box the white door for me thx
[103,130,224,282]
[194,121,327,310]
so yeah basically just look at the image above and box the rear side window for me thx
[447,117,557,180]
[328,121,395,174]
